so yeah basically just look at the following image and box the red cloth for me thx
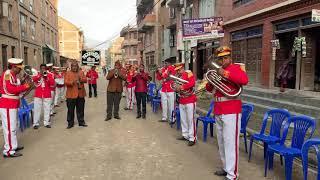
[179,71,197,104]
[48,72,55,91]
[33,73,55,98]
[133,71,150,93]
[126,71,136,88]
[54,72,64,88]
[156,65,176,92]
[86,70,99,85]
[0,70,29,109]
[205,64,249,115]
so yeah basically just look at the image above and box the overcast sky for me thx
[58,0,137,49]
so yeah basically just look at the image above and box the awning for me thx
[43,44,57,52]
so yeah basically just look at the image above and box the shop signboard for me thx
[81,50,101,66]
[182,17,224,40]
[312,9,320,22]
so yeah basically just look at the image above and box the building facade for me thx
[107,37,124,68]
[120,26,140,65]
[0,0,59,72]
[222,0,320,92]
[58,16,84,62]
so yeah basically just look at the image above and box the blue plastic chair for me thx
[147,82,156,103]
[241,104,254,153]
[171,105,181,130]
[152,90,161,113]
[302,138,320,180]
[248,109,291,161]
[264,115,316,180]
[196,101,215,142]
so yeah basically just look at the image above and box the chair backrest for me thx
[20,98,28,108]
[260,108,291,139]
[241,104,254,132]
[205,101,215,117]
[301,138,320,180]
[280,115,316,150]
[148,83,156,95]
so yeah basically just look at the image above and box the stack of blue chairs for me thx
[18,98,34,131]
[147,82,156,103]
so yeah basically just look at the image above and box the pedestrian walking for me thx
[205,46,248,180]
[64,62,88,129]
[0,58,32,158]
[105,60,126,121]
[33,64,55,129]
[132,64,151,119]
[86,66,99,98]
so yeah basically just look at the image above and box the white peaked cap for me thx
[8,58,23,64]
[46,63,53,67]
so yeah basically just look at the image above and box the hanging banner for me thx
[182,17,224,40]
[81,50,101,66]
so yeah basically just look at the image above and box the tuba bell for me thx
[205,61,242,98]
[21,65,38,83]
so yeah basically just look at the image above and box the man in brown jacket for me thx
[105,60,126,121]
[64,62,88,129]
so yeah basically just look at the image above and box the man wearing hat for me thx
[0,58,33,157]
[156,57,176,122]
[86,66,99,98]
[46,63,56,116]
[205,46,248,180]
[105,60,126,121]
[174,63,197,146]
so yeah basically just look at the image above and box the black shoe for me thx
[142,114,146,119]
[105,117,112,121]
[33,125,39,129]
[158,119,167,122]
[88,96,92,98]
[114,116,121,120]
[177,137,188,141]
[45,125,51,128]
[54,105,60,107]
[53,112,57,115]
[94,96,97,98]
[3,152,23,158]
[136,115,141,119]
[124,107,130,110]
[15,146,24,151]
[214,170,227,176]
[79,124,88,127]
[66,125,74,129]
[169,121,176,125]
[188,141,196,146]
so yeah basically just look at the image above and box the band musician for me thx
[174,63,197,146]
[156,57,176,123]
[205,46,248,180]
[0,58,33,158]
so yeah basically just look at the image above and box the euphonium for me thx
[205,61,242,98]
[169,75,195,97]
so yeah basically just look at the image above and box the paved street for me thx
[0,79,309,180]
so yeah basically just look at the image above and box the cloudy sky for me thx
[58,0,137,49]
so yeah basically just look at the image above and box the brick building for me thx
[58,16,84,62]
[120,26,140,65]
[222,0,320,92]
[0,0,59,72]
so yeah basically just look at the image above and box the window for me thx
[46,27,50,44]
[33,49,37,64]
[2,45,8,71]
[133,47,137,55]
[169,30,176,47]
[45,2,48,17]
[51,30,54,46]
[275,20,299,31]
[199,0,214,18]
[169,8,175,19]
[24,47,28,65]
[20,13,27,38]
[231,26,263,41]
[8,5,13,33]
[133,32,137,39]
[42,24,45,42]
[11,46,15,58]
[233,0,253,8]
[30,19,36,40]
[29,0,34,11]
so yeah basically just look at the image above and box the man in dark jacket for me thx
[132,64,151,119]
[105,60,126,121]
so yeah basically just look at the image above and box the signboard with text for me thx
[182,17,224,40]
[81,50,101,66]
[312,9,320,22]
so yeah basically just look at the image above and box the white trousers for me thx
[54,87,64,106]
[179,103,197,142]
[216,114,241,180]
[33,97,51,126]
[160,91,175,121]
[50,91,55,115]
[0,108,18,156]
[126,87,136,109]
[61,87,66,101]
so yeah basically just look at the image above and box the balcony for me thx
[166,0,183,8]
[138,14,156,32]
[122,39,139,47]
[137,0,153,10]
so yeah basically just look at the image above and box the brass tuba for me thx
[169,75,195,97]
[205,61,242,98]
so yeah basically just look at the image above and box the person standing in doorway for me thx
[86,66,99,98]
[156,57,176,123]
[132,64,151,119]
[105,60,126,121]
[33,64,55,129]
[64,62,88,129]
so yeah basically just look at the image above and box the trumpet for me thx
[114,69,119,78]
[169,75,195,97]
[205,61,242,98]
